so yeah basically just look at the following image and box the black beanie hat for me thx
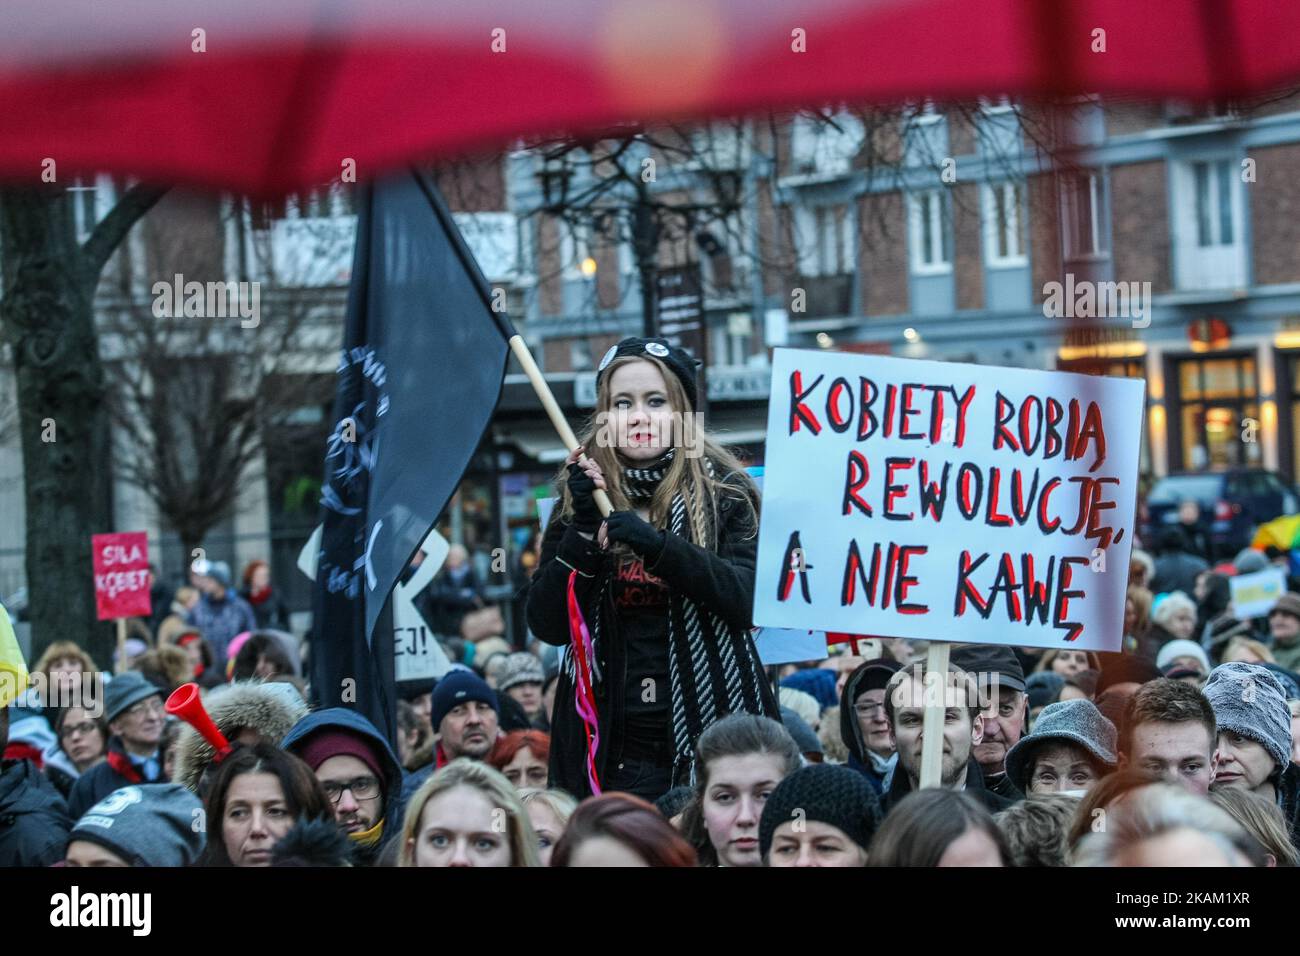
[758,764,882,860]
[595,337,702,410]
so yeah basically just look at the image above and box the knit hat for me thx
[1203,662,1292,776]
[779,707,823,757]
[293,728,386,789]
[950,644,1026,694]
[104,672,162,724]
[758,764,882,859]
[1270,592,1300,622]
[430,669,497,730]
[779,668,839,711]
[1004,699,1118,792]
[1026,671,1066,710]
[1234,548,1270,575]
[596,337,701,411]
[70,784,206,866]
[1156,639,1211,674]
[498,652,545,692]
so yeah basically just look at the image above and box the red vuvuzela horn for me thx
[166,682,231,754]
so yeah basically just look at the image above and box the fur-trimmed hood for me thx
[173,680,310,792]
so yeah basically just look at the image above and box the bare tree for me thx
[99,187,345,562]
[0,181,168,663]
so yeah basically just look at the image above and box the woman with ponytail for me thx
[525,337,778,802]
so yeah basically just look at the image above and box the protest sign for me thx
[753,628,829,666]
[1230,567,1287,620]
[299,525,453,681]
[92,532,151,621]
[753,349,1143,652]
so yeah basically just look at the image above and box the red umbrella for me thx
[0,0,1296,194]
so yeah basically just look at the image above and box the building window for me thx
[908,191,951,274]
[1173,354,1259,470]
[983,181,1026,267]
[569,339,593,371]
[69,177,105,243]
[1173,157,1245,290]
[560,222,592,279]
[712,312,754,367]
[1062,171,1109,259]
[1193,159,1235,248]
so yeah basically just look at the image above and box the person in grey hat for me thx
[1004,699,1117,796]
[498,652,546,726]
[67,673,167,820]
[1203,662,1300,848]
[186,558,257,671]
[779,707,823,764]
[951,644,1027,801]
[1268,593,1300,673]
[64,783,205,866]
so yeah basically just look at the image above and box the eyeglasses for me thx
[854,702,886,718]
[322,775,381,804]
[124,698,164,719]
[60,721,99,740]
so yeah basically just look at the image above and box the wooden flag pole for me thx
[115,618,128,675]
[918,639,951,789]
[509,335,614,517]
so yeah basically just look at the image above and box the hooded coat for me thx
[173,680,309,793]
[281,709,403,866]
[838,664,898,796]
[0,758,72,866]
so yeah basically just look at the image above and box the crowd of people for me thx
[3,335,1300,867]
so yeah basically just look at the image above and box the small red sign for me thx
[92,532,152,621]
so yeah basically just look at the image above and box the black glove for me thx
[604,510,666,562]
[566,463,603,532]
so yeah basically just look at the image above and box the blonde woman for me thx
[525,337,777,801]
[519,788,578,866]
[399,759,539,867]
[1033,648,1102,678]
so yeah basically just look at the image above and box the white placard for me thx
[754,628,829,665]
[299,525,453,680]
[753,348,1144,652]
[1230,567,1287,620]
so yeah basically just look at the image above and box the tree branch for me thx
[81,182,170,276]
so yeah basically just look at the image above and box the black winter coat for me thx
[526,478,776,798]
[0,759,71,867]
[67,738,165,821]
[881,757,1016,815]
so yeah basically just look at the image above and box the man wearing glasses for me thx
[837,658,902,797]
[282,709,402,866]
[68,673,167,819]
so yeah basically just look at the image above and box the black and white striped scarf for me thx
[572,451,775,787]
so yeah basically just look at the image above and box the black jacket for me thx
[881,757,1016,815]
[0,758,71,867]
[1277,762,1300,852]
[526,476,776,798]
[67,738,165,821]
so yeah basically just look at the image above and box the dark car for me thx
[1142,469,1300,559]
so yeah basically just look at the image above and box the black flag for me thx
[310,169,511,740]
